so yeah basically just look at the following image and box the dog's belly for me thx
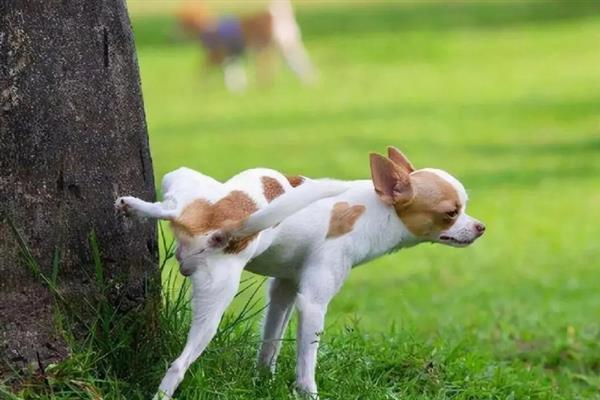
[245,201,332,279]
[245,243,303,280]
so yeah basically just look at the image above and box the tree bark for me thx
[0,0,157,374]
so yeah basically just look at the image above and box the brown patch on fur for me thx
[240,12,273,49]
[395,171,461,237]
[224,234,258,254]
[170,199,212,238]
[326,202,366,239]
[261,176,285,203]
[172,190,258,253]
[177,2,214,34]
[286,175,305,188]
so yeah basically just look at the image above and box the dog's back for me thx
[161,167,224,208]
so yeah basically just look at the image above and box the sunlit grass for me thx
[135,1,600,398]
[5,1,599,398]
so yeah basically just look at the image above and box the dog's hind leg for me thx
[115,196,177,220]
[257,278,297,373]
[154,256,246,400]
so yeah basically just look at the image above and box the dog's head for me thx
[370,146,485,247]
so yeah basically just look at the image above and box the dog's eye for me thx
[445,209,459,219]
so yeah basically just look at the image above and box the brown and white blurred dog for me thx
[178,0,316,92]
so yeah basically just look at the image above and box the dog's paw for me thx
[152,392,171,400]
[293,388,320,400]
[115,196,136,216]
[256,363,275,379]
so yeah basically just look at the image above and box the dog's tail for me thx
[227,178,350,240]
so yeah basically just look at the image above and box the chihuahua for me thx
[116,147,485,399]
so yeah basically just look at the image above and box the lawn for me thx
[135,1,600,398]
[8,1,600,399]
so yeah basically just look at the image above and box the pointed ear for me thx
[369,153,414,206]
[387,146,414,174]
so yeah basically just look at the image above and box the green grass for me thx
[5,1,600,398]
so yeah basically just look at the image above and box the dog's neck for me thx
[334,180,423,268]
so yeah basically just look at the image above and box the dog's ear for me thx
[387,146,414,174]
[208,230,231,249]
[369,153,414,206]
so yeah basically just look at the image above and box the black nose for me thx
[474,223,486,235]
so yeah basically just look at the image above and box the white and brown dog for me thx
[115,147,485,399]
[178,0,316,92]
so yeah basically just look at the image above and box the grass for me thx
[4,1,600,398]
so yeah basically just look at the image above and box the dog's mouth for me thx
[438,235,474,247]
[179,265,195,277]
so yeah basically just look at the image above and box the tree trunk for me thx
[0,0,157,374]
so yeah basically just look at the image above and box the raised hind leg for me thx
[115,196,177,220]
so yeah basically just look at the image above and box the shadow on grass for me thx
[132,1,600,49]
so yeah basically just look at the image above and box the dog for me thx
[177,0,316,92]
[115,147,485,399]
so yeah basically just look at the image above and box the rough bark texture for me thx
[0,0,158,375]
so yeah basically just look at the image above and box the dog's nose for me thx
[474,222,486,236]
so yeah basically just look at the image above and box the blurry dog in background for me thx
[177,0,316,92]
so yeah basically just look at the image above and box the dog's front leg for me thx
[294,266,348,398]
[258,278,297,373]
[295,293,326,398]
[154,257,246,400]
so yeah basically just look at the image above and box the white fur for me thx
[269,0,317,84]
[116,163,484,399]
[237,178,351,237]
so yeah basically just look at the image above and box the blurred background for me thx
[128,0,599,396]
